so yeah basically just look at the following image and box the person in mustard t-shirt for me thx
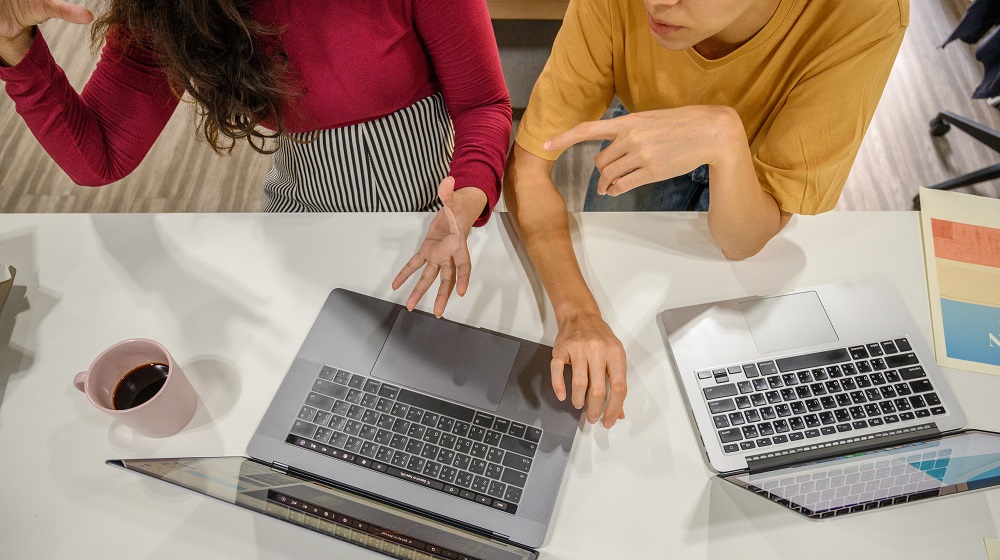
[504,0,908,429]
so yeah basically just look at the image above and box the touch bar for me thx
[775,348,851,372]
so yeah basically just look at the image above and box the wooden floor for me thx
[2,0,999,214]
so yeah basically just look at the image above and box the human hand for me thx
[392,177,486,318]
[544,105,737,197]
[550,310,627,428]
[0,0,93,38]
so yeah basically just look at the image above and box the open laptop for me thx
[111,288,581,558]
[659,276,1000,518]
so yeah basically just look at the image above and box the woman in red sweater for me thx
[0,0,512,316]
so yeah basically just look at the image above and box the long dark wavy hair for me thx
[91,0,297,155]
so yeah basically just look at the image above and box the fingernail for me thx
[543,141,551,150]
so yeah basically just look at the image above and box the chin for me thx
[649,31,693,51]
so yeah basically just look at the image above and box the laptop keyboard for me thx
[286,366,541,515]
[698,338,949,454]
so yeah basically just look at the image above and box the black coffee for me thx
[112,362,169,410]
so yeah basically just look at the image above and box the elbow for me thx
[720,242,766,261]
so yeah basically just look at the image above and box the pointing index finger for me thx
[543,120,621,153]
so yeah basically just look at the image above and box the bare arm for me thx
[702,107,792,259]
[504,144,626,428]
[548,105,791,260]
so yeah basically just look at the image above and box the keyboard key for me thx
[909,379,934,393]
[736,396,752,409]
[849,346,869,360]
[405,407,424,423]
[930,407,946,415]
[396,387,475,422]
[468,426,487,442]
[363,379,381,394]
[455,471,473,488]
[390,403,409,418]
[772,434,789,444]
[740,441,756,450]
[348,375,366,389]
[713,415,730,429]
[805,429,821,438]
[501,467,528,488]
[484,429,503,447]
[704,384,738,400]
[728,412,746,426]
[724,444,740,453]
[894,338,912,351]
[377,383,399,399]
[789,432,805,441]
[437,417,455,433]
[737,381,754,394]
[776,349,851,372]
[420,411,440,427]
[758,361,778,375]
[313,379,350,400]
[499,434,537,458]
[473,412,495,428]
[508,422,527,438]
[865,343,884,357]
[697,370,712,379]
[453,421,471,437]
[525,427,543,442]
[305,392,336,412]
[718,428,743,443]
[743,364,760,378]
[709,399,737,414]
[504,486,523,504]
[886,353,919,368]
[753,378,770,391]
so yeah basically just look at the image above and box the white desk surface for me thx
[0,211,997,559]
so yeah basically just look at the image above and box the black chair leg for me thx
[930,111,1000,152]
[914,112,1000,209]
[913,161,1000,209]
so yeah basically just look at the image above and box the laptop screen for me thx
[110,457,536,560]
[723,429,1000,518]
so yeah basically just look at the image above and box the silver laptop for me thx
[659,277,1000,517]
[112,288,581,558]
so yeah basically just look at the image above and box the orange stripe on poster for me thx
[931,218,1000,268]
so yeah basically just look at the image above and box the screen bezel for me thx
[109,456,538,560]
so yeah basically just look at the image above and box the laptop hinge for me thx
[746,423,941,474]
[270,462,290,474]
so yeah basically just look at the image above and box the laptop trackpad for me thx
[740,291,839,354]
[370,311,519,412]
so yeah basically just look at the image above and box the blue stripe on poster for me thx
[941,298,1000,366]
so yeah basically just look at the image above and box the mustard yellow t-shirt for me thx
[514,0,908,214]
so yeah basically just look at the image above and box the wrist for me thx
[0,26,35,67]
[701,105,746,169]
[451,186,488,232]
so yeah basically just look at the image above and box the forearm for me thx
[0,26,32,67]
[704,108,789,259]
[1,29,179,186]
[504,147,602,321]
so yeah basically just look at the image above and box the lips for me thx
[647,13,683,37]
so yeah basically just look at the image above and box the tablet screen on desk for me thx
[724,430,1000,518]
[110,456,535,560]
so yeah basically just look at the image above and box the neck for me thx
[694,0,781,59]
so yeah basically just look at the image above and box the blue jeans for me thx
[583,104,710,212]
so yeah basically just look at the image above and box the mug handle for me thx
[74,371,88,392]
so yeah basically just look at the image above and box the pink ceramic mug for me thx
[73,338,197,438]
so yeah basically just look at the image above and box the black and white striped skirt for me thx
[261,93,454,213]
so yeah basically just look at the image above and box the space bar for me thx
[775,348,852,372]
[395,388,476,422]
